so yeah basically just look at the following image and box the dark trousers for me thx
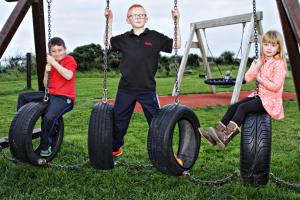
[17,91,73,149]
[113,89,160,150]
[17,91,45,110]
[221,96,266,126]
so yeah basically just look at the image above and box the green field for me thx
[0,68,299,199]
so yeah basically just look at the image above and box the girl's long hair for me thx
[260,30,287,70]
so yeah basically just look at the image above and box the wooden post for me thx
[231,15,264,104]
[174,12,263,97]
[26,52,32,89]
[195,29,216,93]
[32,0,47,91]
[276,0,300,108]
[0,0,33,58]
[31,0,47,91]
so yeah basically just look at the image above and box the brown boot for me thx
[198,128,216,146]
[208,121,240,148]
[206,122,226,147]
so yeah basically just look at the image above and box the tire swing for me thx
[9,102,64,165]
[147,0,200,176]
[88,0,114,170]
[240,113,272,186]
[240,0,272,186]
[8,0,64,166]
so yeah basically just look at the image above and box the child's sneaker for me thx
[40,146,52,157]
[112,147,123,157]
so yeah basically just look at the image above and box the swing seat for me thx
[148,104,200,176]
[204,78,246,86]
[9,102,64,165]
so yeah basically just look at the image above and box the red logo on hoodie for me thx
[144,41,153,47]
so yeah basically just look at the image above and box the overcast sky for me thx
[0,0,286,60]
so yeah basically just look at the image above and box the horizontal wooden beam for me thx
[0,0,33,58]
[191,42,200,49]
[192,12,263,29]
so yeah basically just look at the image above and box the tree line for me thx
[0,43,263,74]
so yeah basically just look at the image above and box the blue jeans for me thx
[113,89,160,150]
[17,91,73,149]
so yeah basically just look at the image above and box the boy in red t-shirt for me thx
[17,37,77,156]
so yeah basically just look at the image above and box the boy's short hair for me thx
[48,37,66,49]
[127,4,145,16]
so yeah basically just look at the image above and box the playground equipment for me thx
[1,0,66,165]
[172,11,263,103]
[0,0,299,188]
[87,0,115,170]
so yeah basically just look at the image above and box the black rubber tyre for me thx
[88,102,114,169]
[148,104,201,176]
[9,102,64,165]
[240,113,272,186]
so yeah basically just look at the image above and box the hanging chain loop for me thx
[183,170,240,185]
[102,0,110,103]
[253,0,259,97]
[47,160,90,170]
[114,161,153,170]
[270,173,300,190]
[173,0,180,104]
[2,146,299,189]
[44,0,52,102]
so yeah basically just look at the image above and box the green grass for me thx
[0,68,299,200]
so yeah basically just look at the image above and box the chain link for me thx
[44,0,52,103]
[2,147,299,190]
[183,170,240,185]
[202,29,223,77]
[270,173,300,190]
[47,160,90,170]
[47,0,52,41]
[0,147,17,163]
[115,161,153,170]
[173,0,180,104]
[102,0,110,102]
[252,0,259,97]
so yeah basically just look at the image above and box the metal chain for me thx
[0,147,17,163]
[47,160,90,170]
[44,0,52,103]
[202,29,223,77]
[270,173,300,190]
[236,23,246,60]
[253,0,259,97]
[102,0,110,103]
[183,170,240,185]
[173,0,180,104]
[115,161,153,170]
[47,0,52,41]
[2,147,299,189]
